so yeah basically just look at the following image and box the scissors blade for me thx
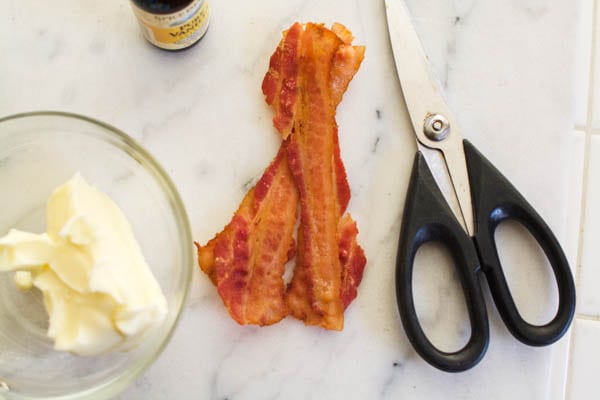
[385,0,475,236]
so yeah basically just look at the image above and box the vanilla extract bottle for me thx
[130,0,210,51]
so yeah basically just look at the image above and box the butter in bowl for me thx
[0,112,193,400]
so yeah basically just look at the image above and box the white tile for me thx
[593,0,600,129]
[547,330,573,400]
[579,135,600,316]
[567,318,600,399]
[574,0,594,127]
[545,130,585,400]
[564,130,586,274]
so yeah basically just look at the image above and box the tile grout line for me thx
[574,0,597,306]
[577,4,597,293]
[565,0,599,398]
[574,313,600,322]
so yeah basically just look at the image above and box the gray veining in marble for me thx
[0,0,581,398]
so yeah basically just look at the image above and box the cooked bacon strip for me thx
[331,22,354,45]
[331,44,365,110]
[284,23,347,330]
[332,127,351,216]
[330,42,366,308]
[197,222,232,286]
[330,40,365,214]
[262,23,302,139]
[284,23,367,330]
[339,214,367,308]
[261,23,364,217]
[196,145,298,325]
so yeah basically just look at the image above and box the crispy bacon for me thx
[339,214,367,308]
[286,24,366,329]
[261,22,364,219]
[331,44,365,109]
[331,22,354,45]
[329,40,366,311]
[284,24,366,329]
[330,44,365,218]
[196,145,298,325]
[284,23,344,330]
[198,22,366,329]
[262,23,302,139]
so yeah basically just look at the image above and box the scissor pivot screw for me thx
[424,114,450,141]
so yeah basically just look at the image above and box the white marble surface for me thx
[0,0,584,399]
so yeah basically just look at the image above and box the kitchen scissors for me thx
[385,0,576,372]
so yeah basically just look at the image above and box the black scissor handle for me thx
[463,140,576,345]
[396,151,489,372]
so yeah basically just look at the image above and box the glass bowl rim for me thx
[0,110,194,400]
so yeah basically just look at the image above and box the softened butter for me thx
[0,174,167,356]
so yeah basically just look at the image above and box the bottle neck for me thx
[131,0,195,15]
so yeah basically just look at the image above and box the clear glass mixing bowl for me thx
[0,111,193,399]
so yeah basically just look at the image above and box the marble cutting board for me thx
[0,0,581,398]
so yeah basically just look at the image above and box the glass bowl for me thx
[0,111,193,399]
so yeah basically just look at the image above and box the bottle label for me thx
[131,0,210,50]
